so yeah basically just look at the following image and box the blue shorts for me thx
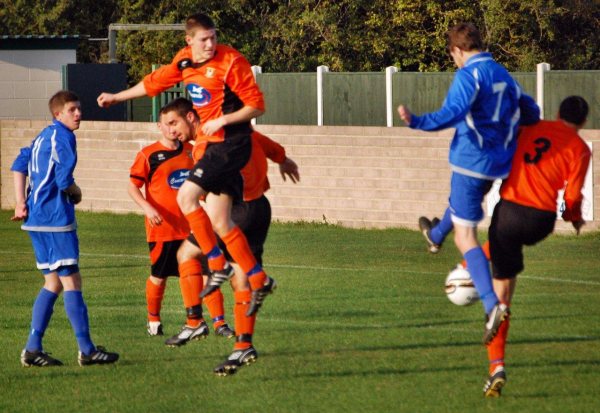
[448,172,494,226]
[28,231,80,276]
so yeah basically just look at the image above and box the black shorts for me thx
[148,239,183,278]
[188,195,272,271]
[186,136,251,202]
[488,199,556,279]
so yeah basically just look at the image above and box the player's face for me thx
[157,121,179,144]
[160,111,195,143]
[186,28,217,63]
[55,101,82,131]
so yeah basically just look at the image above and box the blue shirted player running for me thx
[398,23,540,344]
[11,90,119,367]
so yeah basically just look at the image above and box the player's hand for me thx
[97,93,117,108]
[65,183,82,204]
[279,157,300,183]
[397,105,412,125]
[11,202,27,221]
[572,219,585,235]
[201,117,226,136]
[144,207,163,227]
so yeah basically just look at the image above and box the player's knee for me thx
[211,220,231,237]
[43,276,63,294]
[176,187,192,213]
[177,240,198,262]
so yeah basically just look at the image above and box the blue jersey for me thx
[11,120,78,231]
[410,52,540,179]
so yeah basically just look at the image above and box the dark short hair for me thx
[559,96,588,126]
[159,97,199,120]
[446,22,484,52]
[185,13,216,35]
[48,90,79,117]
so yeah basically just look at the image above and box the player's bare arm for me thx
[127,182,163,227]
[279,157,300,183]
[201,106,264,136]
[11,171,28,221]
[97,81,148,108]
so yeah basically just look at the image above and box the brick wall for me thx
[2,120,599,233]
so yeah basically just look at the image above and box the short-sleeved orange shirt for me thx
[143,44,264,144]
[500,120,590,221]
[130,141,194,241]
[242,131,286,202]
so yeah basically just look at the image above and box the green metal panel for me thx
[512,72,536,98]
[256,73,316,125]
[392,72,454,126]
[130,97,153,122]
[323,72,386,126]
[544,71,600,129]
[150,64,187,122]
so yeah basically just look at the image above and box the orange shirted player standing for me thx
[160,97,299,375]
[98,13,275,319]
[128,121,234,344]
[476,96,591,397]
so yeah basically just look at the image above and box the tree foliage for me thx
[1,0,599,79]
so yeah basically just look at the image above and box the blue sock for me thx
[64,291,95,355]
[464,247,498,314]
[430,208,453,245]
[25,288,58,352]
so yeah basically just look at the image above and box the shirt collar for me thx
[464,52,493,67]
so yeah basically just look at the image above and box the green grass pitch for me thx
[0,209,598,412]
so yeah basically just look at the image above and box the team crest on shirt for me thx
[168,169,190,189]
[205,67,215,78]
[187,83,211,107]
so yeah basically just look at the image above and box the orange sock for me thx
[222,226,267,290]
[233,290,256,350]
[204,289,226,329]
[486,313,510,374]
[461,240,491,268]
[179,259,204,327]
[146,277,166,322]
[185,208,226,271]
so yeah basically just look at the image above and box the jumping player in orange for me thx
[160,98,299,374]
[128,119,234,344]
[97,13,275,316]
[475,96,591,397]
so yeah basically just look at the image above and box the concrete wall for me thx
[0,49,76,120]
[1,120,599,233]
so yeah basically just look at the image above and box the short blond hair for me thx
[185,13,216,36]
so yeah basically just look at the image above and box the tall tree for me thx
[1,0,598,73]
[0,0,119,63]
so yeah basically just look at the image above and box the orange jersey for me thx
[130,141,195,241]
[242,131,286,201]
[190,130,286,202]
[500,120,590,221]
[143,44,264,144]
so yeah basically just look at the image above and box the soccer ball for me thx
[445,266,479,306]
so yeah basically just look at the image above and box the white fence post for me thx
[536,62,551,119]
[385,66,398,127]
[317,65,329,126]
[251,66,262,125]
